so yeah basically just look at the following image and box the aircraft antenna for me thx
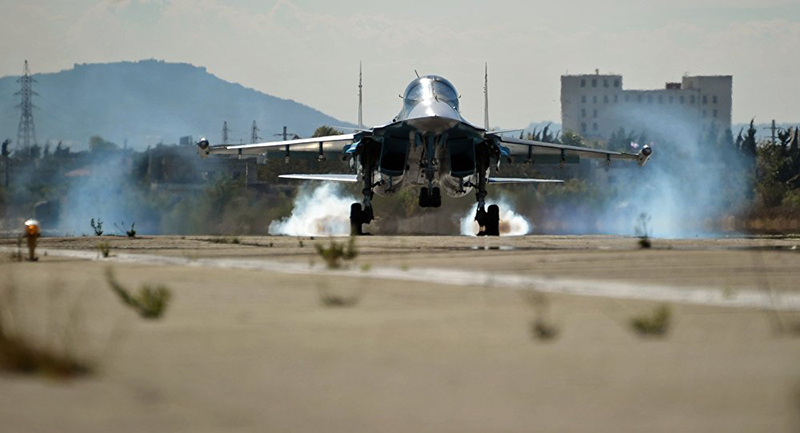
[483,62,489,130]
[358,61,363,130]
[15,60,38,156]
[414,70,420,79]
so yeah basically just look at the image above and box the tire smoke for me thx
[268,182,357,236]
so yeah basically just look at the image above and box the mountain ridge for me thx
[0,60,354,150]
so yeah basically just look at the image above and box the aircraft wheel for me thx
[419,187,429,208]
[431,187,442,208]
[350,203,364,236]
[486,204,500,236]
[475,206,487,236]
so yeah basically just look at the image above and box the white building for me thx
[561,71,732,142]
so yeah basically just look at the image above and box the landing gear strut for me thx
[474,142,500,236]
[351,141,379,236]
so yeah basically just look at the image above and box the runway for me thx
[6,241,799,311]
[1,235,799,432]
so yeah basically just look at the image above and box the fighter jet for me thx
[197,65,651,236]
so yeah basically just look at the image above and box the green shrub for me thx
[635,212,652,249]
[90,218,103,236]
[523,291,560,341]
[318,288,361,307]
[315,237,358,269]
[530,318,559,341]
[0,279,91,378]
[631,305,671,337]
[105,268,171,319]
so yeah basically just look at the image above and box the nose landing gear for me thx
[418,187,441,208]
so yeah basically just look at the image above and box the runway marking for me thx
[4,247,800,311]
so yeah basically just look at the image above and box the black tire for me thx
[350,203,363,236]
[431,187,442,208]
[419,187,429,208]
[475,206,487,236]
[486,204,500,236]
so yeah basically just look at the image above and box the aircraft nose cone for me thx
[406,100,461,134]
[407,100,459,120]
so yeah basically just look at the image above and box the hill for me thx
[0,60,353,150]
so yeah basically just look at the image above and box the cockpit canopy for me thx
[403,75,459,111]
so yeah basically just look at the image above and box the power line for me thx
[15,60,37,154]
[250,120,260,143]
[273,126,297,141]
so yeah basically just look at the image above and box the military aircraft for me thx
[197,65,651,236]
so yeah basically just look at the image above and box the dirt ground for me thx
[1,235,800,432]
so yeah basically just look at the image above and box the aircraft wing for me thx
[279,174,358,182]
[197,133,357,158]
[488,177,563,184]
[492,136,652,166]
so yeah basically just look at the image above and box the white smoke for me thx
[460,200,532,236]
[268,182,357,236]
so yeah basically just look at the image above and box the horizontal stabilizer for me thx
[279,174,358,182]
[488,177,563,184]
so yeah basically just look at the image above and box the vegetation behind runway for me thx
[0,121,798,236]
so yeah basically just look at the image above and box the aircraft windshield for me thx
[404,77,459,108]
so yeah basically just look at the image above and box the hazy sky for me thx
[2,0,799,128]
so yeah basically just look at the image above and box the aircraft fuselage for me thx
[364,75,490,199]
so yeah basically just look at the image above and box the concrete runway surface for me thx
[1,235,799,432]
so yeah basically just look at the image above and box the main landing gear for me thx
[350,202,373,236]
[351,142,380,236]
[475,204,500,236]
[474,141,500,236]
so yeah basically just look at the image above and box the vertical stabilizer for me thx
[484,63,489,130]
[358,61,363,130]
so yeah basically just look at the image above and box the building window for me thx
[614,79,620,87]
[593,96,598,103]
[647,95,653,104]
[603,95,609,104]
[581,108,586,117]
[591,79,597,87]
[593,109,598,118]
[713,109,718,118]
[658,95,663,103]
[702,110,707,118]
[603,79,608,88]
[580,79,586,88]
[581,122,587,132]
[581,95,586,103]
[614,95,618,103]
[713,95,718,104]
[690,95,696,104]
[592,122,598,131]
[702,95,708,104]
[680,95,685,104]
